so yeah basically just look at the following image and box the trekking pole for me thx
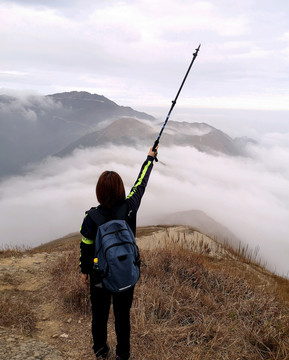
[152,44,201,161]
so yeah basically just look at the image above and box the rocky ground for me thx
[0,226,223,359]
[0,239,95,360]
[1,226,285,360]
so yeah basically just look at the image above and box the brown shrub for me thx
[131,247,289,360]
[50,242,90,315]
[0,290,37,334]
[50,236,289,359]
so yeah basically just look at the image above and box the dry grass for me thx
[270,274,289,303]
[0,233,80,258]
[0,247,37,334]
[49,230,289,360]
[50,246,91,315]
[31,233,80,254]
[0,290,37,333]
[0,246,28,258]
[132,246,289,359]
[1,228,288,358]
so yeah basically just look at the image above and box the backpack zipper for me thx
[102,228,128,239]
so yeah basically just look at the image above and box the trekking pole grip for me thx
[152,139,159,162]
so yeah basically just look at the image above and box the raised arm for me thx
[126,147,157,213]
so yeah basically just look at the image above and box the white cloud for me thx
[0,91,61,122]
[0,135,288,276]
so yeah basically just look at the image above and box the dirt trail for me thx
[137,225,227,259]
[2,226,220,359]
[0,249,92,359]
[0,226,227,359]
[0,226,266,359]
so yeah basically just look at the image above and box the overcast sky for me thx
[1,0,289,276]
[1,0,289,112]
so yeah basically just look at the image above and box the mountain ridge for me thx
[154,209,241,248]
[0,91,155,177]
[0,91,255,178]
[1,226,288,359]
[56,117,251,157]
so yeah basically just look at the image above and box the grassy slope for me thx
[1,226,289,360]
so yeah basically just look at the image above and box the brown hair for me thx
[96,171,125,208]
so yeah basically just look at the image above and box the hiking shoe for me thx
[96,353,108,360]
[95,345,109,359]
[115,355,130,360]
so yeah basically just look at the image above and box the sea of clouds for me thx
[0,131,288,277]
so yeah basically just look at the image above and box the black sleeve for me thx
[126,155,154,214]
[79,211,97,274]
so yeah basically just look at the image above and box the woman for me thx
[80,146,158,360]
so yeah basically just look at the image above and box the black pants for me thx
[90,283,134,359]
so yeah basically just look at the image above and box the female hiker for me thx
[79,146,158,360]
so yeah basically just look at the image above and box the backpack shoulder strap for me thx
[88,202,128,226]
[87,207,106,226]
[114,202,128,221]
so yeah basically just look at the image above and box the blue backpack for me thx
[94,218,140,293]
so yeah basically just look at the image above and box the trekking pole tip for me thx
[193,44,201,55]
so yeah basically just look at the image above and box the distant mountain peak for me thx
[0,92,155,177]
[166,121,215,136]
[104,117,154,137]
[48,91,114,104]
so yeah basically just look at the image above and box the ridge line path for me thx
[0,226,228,359]
[0,249,92,359]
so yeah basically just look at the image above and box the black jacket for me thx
[79,155,154,274]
